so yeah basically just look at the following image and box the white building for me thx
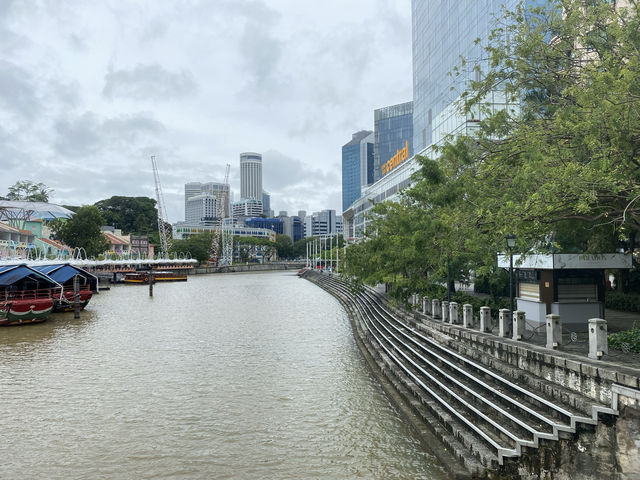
[233,198,264,219]
[184,181,230,219]
[185,194,217,225]
[304,209,341,237]
[240,152,262,201]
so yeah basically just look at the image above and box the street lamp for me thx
[506,234,516,334]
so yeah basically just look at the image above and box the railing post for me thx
[449,302,459,324]
[512,310,525,341]
[422,297,430,315]
[480,306,491,332]
[546,314,562,349]
[499,308,510,337]
[432,299,441,319]
[588,318,608,360]
[463,304,473,328]
[442,301,449,323]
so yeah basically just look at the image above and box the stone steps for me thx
[306,272,619,474]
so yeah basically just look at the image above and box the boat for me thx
[32,264,98,312]
[0,264,63,326]
[123,271,187,284]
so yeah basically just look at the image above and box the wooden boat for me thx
[124,271,187,284]
[33,264,98,312]
[0,264,63,326]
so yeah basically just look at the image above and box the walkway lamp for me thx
[506,234,516,334]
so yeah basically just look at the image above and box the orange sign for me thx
[381,140,409,175]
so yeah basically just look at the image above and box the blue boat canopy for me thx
[32,264,98,290]
[0,265,61,287]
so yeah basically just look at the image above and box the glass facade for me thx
[373,102,413,183]
[341,131,374,213]
[245,217,284,235]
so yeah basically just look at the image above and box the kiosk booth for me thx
[497,253,632,332]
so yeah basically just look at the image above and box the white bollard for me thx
[432,299,441,319]
[588,318,608,360]
[449,302,459,324]
[499,309,510,337]
[442,301,449,323]
[463,304,473,328]
[546,314,562,349]
[480,306,491,332]
[512,310,525,341]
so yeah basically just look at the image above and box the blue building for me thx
[341,130,374,212]
[245,217,283,235]
[373,102,413,183]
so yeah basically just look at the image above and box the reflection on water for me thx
[0,271,449,479]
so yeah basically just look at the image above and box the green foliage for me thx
[94,196,158,235]
[342,0,640,296]
[274,234,293,259]
[608,328,640,353]
[50,205,108,257]
[605,291,640,313]
[170,232,212,264]
[6,180,52,202]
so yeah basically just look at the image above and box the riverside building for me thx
[343,0,524,240]
[342,130,374,212]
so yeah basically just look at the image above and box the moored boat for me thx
[33,264,98,312]
[124,271,187,283]
[0,264,63,326]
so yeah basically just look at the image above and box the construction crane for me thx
[151,155,171,258]
[210,164,232,266]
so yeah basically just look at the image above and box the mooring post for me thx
[588,318,608,360]
[546,314,562,349]
[449,302,459,324]
[73,275,80,319]
[149,271,154,297]
[432,299,441,319]
[512,310,525,341]
[499,308,510,337]
[479,306,491,332]
[463,304,473,328]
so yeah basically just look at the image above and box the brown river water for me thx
[0,271,449,479]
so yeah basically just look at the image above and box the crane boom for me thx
[151,155,171,258]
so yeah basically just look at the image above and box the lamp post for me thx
[506,234,516,334]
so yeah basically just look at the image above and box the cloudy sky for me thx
[0,0,412,222]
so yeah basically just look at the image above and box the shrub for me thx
[605,291,640,313]
[608,328,640,353]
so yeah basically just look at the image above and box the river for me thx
[0,271,449,479]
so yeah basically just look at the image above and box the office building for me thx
[262,190,271,216]
[185,194,217,225]
[240,152,262,201]
[304,210,340,237]
[184,181,230,219]
[374,102,413,183]
[342,130,374,212]
[281,216,304,244]
[245,217,284,235]
[232,198,264,219]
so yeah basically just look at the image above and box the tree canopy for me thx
[94,196,158,235]
[3,180,52,202]
[343,0,640,297]
[50,206,108,257]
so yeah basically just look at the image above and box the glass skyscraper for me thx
[341,130,374,212]
[373,102,413,183]
[411,0,547,153]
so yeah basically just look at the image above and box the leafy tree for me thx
[170,232,212,264]
[50,206,108,257]
[274,234,293,259]
[5,180,52,202]
[94,196,158,235]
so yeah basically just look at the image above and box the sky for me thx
[0,0,412,223]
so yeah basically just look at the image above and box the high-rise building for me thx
[185,194,217,224]
[342,130,374,212]
[373,102,413,183]
[184,182,230,221]
[262,190,271,216]
[240,152,262,201]
[232,198,264,219]
[304,210,339,238]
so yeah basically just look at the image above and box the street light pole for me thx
[506,234,516,334]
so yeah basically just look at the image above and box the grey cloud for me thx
[103,64,197,101]
[0,60,40,119]
[262,150,337,191]
[140,18,169,42]
[54,112,165,157]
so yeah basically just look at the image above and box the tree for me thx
[170,232,212,264]
[50,206,108,257]
[94,196,158,235]
[5,180,52,202]
[274,234,293,259]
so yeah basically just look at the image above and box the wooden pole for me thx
[149,271,154,297]
[73,275,80,319]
